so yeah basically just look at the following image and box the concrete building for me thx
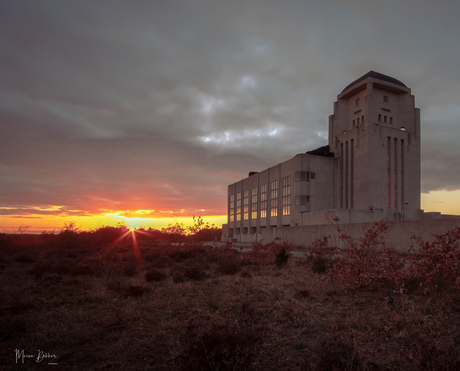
[222,71,458,246]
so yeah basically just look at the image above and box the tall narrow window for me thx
[282,176,291,215]
[236,193,241,221]
[229,195,234,222]
[383,95,389,103]
[394,138,398,208]
[340,143,344,208]
[345,141,349,209]
[387,137,391,208]
[251,187,257,219]
[270,180,278,217]
[243,190,249,220]
[260,184,267,218]
[401,140,405,209]
[350,139,354,209]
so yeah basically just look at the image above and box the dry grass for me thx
[1,234,460,370]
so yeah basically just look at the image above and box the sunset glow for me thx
[0,209,226,234]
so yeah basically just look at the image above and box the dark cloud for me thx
[1,0,459,220]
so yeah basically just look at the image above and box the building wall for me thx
[329,77,421,220]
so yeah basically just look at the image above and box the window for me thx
[390,117,393,124]
[270,180,278,217]
[251,187,257,219]
[282,176,291,215]
[378,114,382,121]
[353,119,355,127]
[362,115,364,123]
[229,195,234,222]
[236,193,241,221]
[310,172,316,180]
[383,95,389,103]
[356,117,359,125]
[260,184,267,218]
[356,98,360,105]
[384,116,387,123]
[243,190,249,220]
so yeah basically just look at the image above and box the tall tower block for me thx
[328,71,421,220]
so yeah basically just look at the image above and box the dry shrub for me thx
[27,261,72,279]
[145,269,168,282]
[174,317,262,371]
[172,270,185,283]
[407,226,460,294]
[294,289,310,299]
[240,267,252,279]
[70,264,95,276]
[333,220,404,290]
[123,265,137,277]
[0,316,31,342]
[302,333,364,371]
[14,253,36,263]
[126,284,150,297]
[403,335,460,370]
[171,260,208,281]
[217,249,242,275]
[275,246,290,268]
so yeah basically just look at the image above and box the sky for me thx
[1,0,459,233]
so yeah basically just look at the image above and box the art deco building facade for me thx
[223,71,421,243]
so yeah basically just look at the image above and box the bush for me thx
[70,265,95,276]
[407,226,460,294]
[145,269,168,282]
[275,246,290,268]
[311,257,330,274]
[217,250,242,275]
[126,285,150,297]
[14,254,36,263]
[174,317,262,371]
[302,334,364,371]
[333,220,404,289]
[172,270,185,283]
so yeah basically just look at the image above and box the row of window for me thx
[229,176,292,221]
[378,114,393,124]
[353,115,365,127]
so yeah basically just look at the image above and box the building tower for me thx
[328,71,421,220]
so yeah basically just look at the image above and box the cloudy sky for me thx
[1,0,459,231]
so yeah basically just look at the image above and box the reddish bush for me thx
[407,226,460,294]
[332,220,404,289]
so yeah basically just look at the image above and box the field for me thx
[1,225,460,370]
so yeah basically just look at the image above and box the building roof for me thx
[341,71,407,94]
[306,145,334,158]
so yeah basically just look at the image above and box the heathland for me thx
[1,222,460,370]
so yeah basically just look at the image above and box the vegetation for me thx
[1,221,460,370]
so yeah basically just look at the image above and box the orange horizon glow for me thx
[1,189,459,234]
[0,209,227,234]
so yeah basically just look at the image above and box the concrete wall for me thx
[268,217,460,253]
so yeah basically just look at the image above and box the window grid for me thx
[282,176,291,215]
[260,184,267,218]
[251,187,257,219]
[243,191,249,220]
[270,180,278,217]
